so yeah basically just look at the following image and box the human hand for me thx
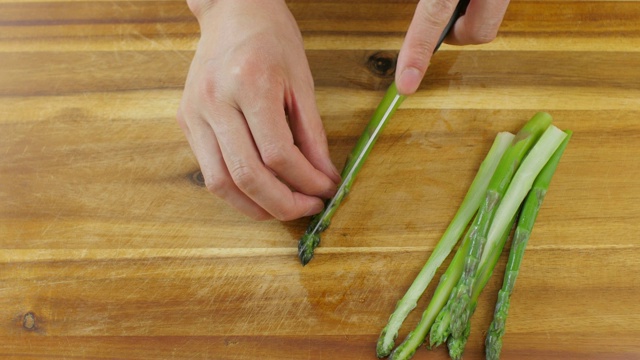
[178,0,340,221]
[395,0,511,95]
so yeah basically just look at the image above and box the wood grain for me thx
[1,0,640,359]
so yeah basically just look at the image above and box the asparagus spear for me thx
[376,132,515,358]
[388,214,477,360]
[485,131,573,360]
[428,114,549,348]
[429,214,516,351]
[439,113,552,340]
[447,214,517,360]
[449,123,568,339]
[298,83,405,265]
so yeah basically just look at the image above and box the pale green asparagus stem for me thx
[376,132,514,358]
[389,214,478,360]
[485,131,572,360]
[449,124,568,339]
[444,113,553,339]
[298,83,405,266]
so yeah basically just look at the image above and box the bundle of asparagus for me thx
[376,113,572,360]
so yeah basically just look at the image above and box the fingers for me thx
[396,0,460,95]
[285,80,341,185]
[177,109,272,221]
[237,81,339,199]
[179,0,340,221]
[447,0,510,45]
[396,0,510,95]
[206,104,326,221]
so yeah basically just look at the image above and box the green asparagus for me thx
[377,132,514,358]
[442,113,552,339]
[389,214,477,360]
[485,131,573,360]
[298,83,405,266]
[391,201,511,359]
[449,123,568,339]
[447,214,517,360]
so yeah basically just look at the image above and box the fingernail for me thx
[398,67,423,95]
[321,185,337,199]
[330,163,341,183]
[305,201,325,217]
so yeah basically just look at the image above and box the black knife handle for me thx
[433,0,471,53]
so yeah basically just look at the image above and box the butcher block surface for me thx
[1,1,639,359]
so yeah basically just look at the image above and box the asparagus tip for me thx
[485,334,503,360]
[449,290,471,338]
[298,233,320,266]
[447,337,465,360]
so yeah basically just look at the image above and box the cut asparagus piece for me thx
[388,214,478,360]
[485,131,572,360]
[298,83,405,266]
[449,124,568,339]
[442,113,553,339]
[376,132,515,358]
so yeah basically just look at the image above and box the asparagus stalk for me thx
[485,131,573,360]
[376,132,515,358]
[298,83,405,265]
[440,113,552,339]
[391,201,511,359]
[428,114,549,348]
[449,123,568,339]
[447,214,517,360]
[388,214,477,360]
[429,214,516,350]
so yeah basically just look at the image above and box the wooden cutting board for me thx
[1,1,639,359]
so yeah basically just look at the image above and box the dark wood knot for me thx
[367,51,398,77]
[191,170,205,187]
[23,312,36,331]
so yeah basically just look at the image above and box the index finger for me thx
[395,0,460,95]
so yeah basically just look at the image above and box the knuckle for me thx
[176,104,198,133]
[176,107,187,131]
[406,43,433,70]
[420,0,458,26]
[229,162,258,192]
[260,143,289,170]
[469,28,498,44]
[227,49,283,95]
[198,60,221,103]
[203,172,229,196]
[228,53,263,82]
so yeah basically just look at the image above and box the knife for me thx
[298,0,471,265]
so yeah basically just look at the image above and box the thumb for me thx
[395,0,460,95]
